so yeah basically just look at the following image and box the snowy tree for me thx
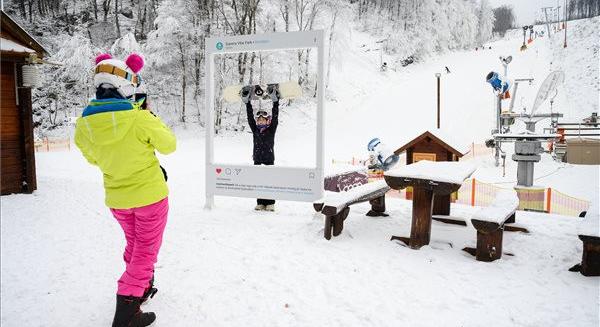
[3,0,520,136]
[145,0,199,123]
[35,33,96,130]
[355,0,486,62]
[217,0,261,84]
[493,5,515,37]
[476,0,495,46]
[568,0,600,19]
[292,0,321,87]
[110,33,142,59]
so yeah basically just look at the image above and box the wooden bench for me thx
[466,189,519,262]
[314,180,390,240]
[572,201,600,276]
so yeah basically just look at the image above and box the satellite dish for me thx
[531,71,564,115]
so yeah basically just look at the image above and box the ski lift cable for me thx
[486,165,565,185]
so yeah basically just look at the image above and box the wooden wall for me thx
[1,60,36,195]
[406,138,454,165]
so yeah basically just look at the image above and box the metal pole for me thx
[436,73,441,129]
[556,1,559,30]
[543,7,552,38]
[497,95,502,134]
[557,0,561,31]
[563,0,568,47]
[204,45,215,209]
[509,82,519,112]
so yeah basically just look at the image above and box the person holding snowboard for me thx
[242,85,280,211]
[75,53,176,327]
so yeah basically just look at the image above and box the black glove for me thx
[266,84,280,102]
[160,165,168,182]
[241,86,253,104]
[135,93,148,110]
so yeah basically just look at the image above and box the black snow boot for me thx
[140,274,158,304]
[112,295,156,327]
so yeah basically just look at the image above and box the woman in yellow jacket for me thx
[75,53,175,327]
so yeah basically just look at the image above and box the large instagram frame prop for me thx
[204,30,325,208]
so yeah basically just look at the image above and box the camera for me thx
[135,92,148,110]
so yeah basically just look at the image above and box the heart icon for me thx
[216,168,222,174]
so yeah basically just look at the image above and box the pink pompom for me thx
[95,53,112,65]
[125,53,144,73]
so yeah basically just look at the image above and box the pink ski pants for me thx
[110,197,169,297]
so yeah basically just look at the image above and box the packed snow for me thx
[579,187,600,237]
[2,140,599,326]
[0,37,35,53]
[321,180,389,212]
[472,189,520,224]
[2,14,600,327]
[397,129,471,156]
[385,161,477,185]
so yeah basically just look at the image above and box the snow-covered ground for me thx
[2,18,599,327]
[2,140,599,326]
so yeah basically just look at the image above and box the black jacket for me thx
[246,102,279,164]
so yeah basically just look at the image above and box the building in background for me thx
[1,10,48,195]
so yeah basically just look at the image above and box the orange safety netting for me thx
[453,179,589,217]
[34,138,71,152]
[548,189,590,217]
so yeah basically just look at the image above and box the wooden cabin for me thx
[1,10,48,195]
[394,130,468,215]
[394,130,466,165]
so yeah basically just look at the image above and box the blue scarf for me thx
[82,98,135,117]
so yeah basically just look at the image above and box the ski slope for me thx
[213,17,599,168]
[1,18,599,327]
[324,17,599,162]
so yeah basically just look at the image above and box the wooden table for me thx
[384,161,476,249]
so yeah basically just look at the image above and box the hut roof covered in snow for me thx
[394,129,469,157]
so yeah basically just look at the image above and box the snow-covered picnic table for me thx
[467,189,520,262]
[576,192,600,276]
[314,180,390,240]
[384,161,476,249]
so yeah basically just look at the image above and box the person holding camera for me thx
[75,53,176,327]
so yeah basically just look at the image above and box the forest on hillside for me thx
[7,0,594,137]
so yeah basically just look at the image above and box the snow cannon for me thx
[486,71,511,99]
[367,138,381,152]
[367,138,399,171]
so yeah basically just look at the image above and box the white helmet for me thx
[94,53,144,98]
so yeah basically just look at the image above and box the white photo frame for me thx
[204,30,325,208]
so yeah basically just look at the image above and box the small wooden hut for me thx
[394,130,468,215]
[1,10,48,195]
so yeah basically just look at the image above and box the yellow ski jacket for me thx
[75,99,176,209]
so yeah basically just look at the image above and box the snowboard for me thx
[222,81,302,103]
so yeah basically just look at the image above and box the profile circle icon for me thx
[216,42,224,50]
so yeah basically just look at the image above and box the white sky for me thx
[489,0,567,26]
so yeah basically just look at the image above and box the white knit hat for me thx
[94,53,144,98]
